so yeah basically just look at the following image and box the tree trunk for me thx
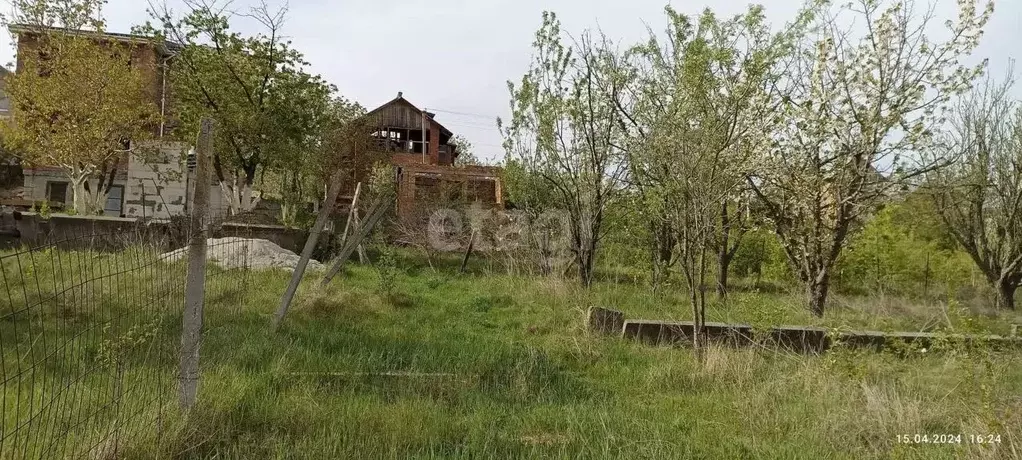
[717,202,731,299]
[686,246,709,363]
[219,178,262,216]
[650,221,674,288]
[806,269,832,318]
[716,254,730,299]
[240,182,260,211]
[87,187,109,215]
[577,240,595,288]
[995,279,1017,310]
[71,178,88,215]
[574,217,598,288]
[691,285,703,360]
[76,162,119,216]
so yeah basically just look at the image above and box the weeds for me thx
[4,248,1021,459]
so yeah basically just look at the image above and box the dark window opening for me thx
[105,184,124,215]
[443,180,464,202]
[466,180,497,203]
[46,181,68,204]
[372,127,429,154]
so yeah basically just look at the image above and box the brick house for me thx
[355,93,503,222]
[4,25,222,219]
[4,25,501,223]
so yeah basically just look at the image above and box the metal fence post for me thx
[179,118,214,410]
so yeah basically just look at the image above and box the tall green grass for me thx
[3,248,1021,459]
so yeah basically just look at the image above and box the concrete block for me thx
[834,330,889,351]
[761,326,831,353]
[621,320,754,347]
[587,307,624,335]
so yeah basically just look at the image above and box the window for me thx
[467,180,496,203]
[46,181,68,204]
[414,176,440,202]
[105,185,124,216]
[443,180,464,202]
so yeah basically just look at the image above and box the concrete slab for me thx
[587,307,625,336]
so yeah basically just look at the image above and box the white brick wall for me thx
[124,141,223,220]
[22,169,127,216]
[20,141,225,220]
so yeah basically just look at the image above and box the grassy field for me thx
[3,248,1022,459]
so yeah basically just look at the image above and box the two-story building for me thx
[4,24,501,224]
[356,93,503,223]
[4,24,224,219]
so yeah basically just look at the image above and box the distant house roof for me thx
[364,94,454,138]
[8,24,182,56]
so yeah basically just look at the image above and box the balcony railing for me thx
[371,137,427,153]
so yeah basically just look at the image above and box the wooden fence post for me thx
[320,195,391,286]
[341,182,368,263]
[179,118,214,411]
[272,170,345,331]
[460,230,476,274]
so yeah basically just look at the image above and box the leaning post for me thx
[272,169,345,331]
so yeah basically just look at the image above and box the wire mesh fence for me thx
[0,202,260,459]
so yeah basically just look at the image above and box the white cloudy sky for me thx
[2,0,1018,163]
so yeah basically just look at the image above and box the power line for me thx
[427,108,500,120]
[443,121,501,130]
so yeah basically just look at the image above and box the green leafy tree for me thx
[1,0,160,214]
[609,6,809,297]
[614,5,800,352]
[449,134,482,166]
[270,96,366,227]
[498,157,570,275]
[139,0,335,215]
[501,12,629,287]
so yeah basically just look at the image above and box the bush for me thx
[833,204,977,298]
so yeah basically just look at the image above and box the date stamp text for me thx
[896,434,1002,444]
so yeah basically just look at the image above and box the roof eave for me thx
[363,95,455,137]
[8,24,182,57]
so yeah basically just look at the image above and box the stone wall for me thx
[7,213,331,258]
[12,212,171,251]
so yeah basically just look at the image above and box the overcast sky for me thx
[3,0,1018,163]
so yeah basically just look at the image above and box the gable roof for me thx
[364,94,453,138]
[8,24,182,56]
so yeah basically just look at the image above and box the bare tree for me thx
[748,0,993,317]
[926,71,1021,310]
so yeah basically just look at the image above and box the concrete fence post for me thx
[272,170,345,331]
[179,118,214,411]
